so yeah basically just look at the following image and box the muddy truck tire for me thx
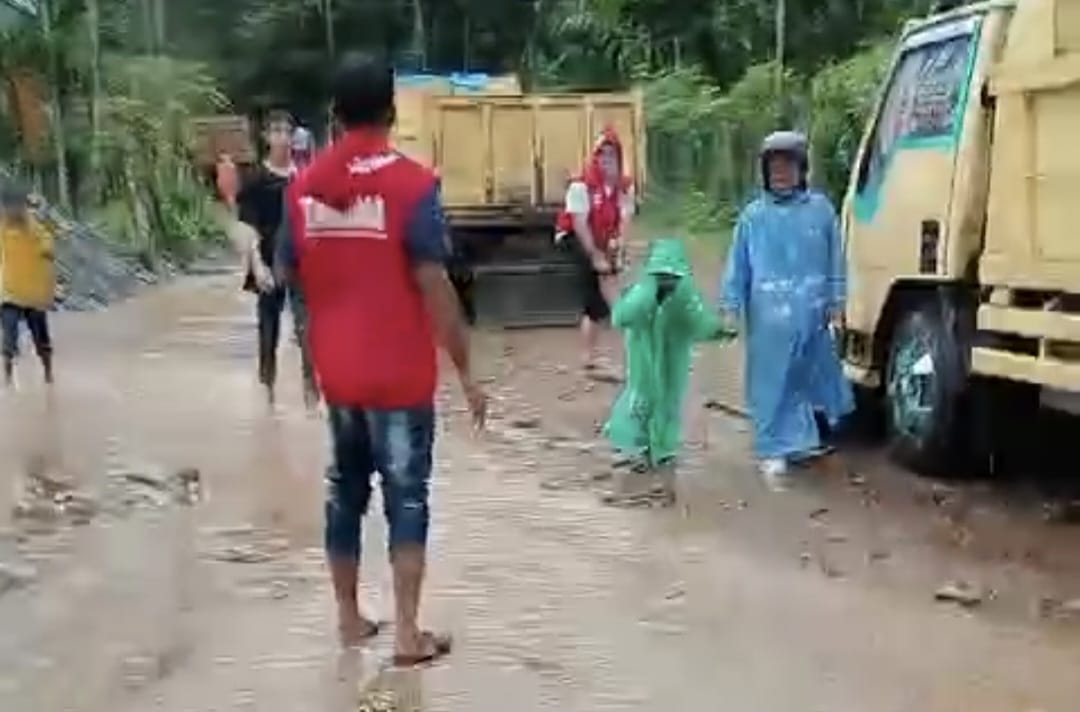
[884,303,971,475]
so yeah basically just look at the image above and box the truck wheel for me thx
[884,305,968,475]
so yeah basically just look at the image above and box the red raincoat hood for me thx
[582,126,627,189]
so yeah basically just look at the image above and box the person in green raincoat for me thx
[602,238,734,507]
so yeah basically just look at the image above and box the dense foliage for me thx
[0,0,939,258]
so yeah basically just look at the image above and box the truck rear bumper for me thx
[445,204,558,229]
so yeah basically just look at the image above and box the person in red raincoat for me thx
[556,128,636,373]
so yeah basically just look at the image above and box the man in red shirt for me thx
[277,53,486,664]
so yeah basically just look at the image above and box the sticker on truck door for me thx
[853,21,979,224]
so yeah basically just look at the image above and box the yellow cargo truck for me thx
[394,84,646,326]
[842,0,1080,472]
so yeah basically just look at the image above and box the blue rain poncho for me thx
[604,238,732,465]
[719,190,854,459]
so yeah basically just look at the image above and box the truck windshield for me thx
[857,31,975,194]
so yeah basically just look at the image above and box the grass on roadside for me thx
[635,188,735,262]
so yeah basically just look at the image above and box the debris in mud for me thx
[357,690,398,712]
[174,467,203,505]
[509,416,542,430]
[859,488,882,508]
[12,499,62,530]
[664,584,686,601]
[540,476,588,493]
[848,472,867,487]
[212,545,277,565]
[202,526,288,565]
[703,398,747,419]
[119,645,188,692]
[1037,597,1080,622]
[105,464,204,512]
[12,462,100,530]
[58,492,99,525]
[516,653,566,674]
[934,581,985,608]
[926,483,958,509]
[0,562,37,594]
[809,507,830,521]
[866,549,891,564]
[819,559,845,579]
[1042,500,1080,525]
[119,469,171,491]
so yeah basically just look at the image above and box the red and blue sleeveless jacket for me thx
[287,129,438,409]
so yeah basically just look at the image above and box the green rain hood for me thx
[603,238,731,465]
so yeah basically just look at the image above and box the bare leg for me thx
[40,352,53,385]
[391,544,426,654]
[581,316,598,369]
[328,556,379,647]
[26,310,52,385]
[390,543,451,665]
[598,273,620,312]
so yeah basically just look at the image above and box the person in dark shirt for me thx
[237,109,299,405]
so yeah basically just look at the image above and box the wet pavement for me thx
[1,274,1080,711]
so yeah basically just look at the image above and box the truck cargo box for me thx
[394,89,645,222]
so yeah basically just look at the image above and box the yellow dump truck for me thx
[842,0,1080,472]
[394,81,646,326]
[190,78,645,326]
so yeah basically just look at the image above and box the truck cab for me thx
[841,0,1080,472]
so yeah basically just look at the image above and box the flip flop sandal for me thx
[340,619,383,648]
[392,631,453,668]
[600,491,655,508]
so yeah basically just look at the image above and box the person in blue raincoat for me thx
[718,131,854,491]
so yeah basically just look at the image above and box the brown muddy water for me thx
[0,274,1079,712]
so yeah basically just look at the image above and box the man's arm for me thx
[236,175,275,287]
[274,195,299,288]
[619,185,636,227]
[718,212,752,329]
[406,183,471,379]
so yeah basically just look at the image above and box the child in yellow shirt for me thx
[0,185,55,386]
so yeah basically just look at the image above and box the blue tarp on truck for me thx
[395,72,519,94]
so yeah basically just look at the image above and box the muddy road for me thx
[1,274,1079,712]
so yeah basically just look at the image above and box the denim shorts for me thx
[324,405,435,560]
